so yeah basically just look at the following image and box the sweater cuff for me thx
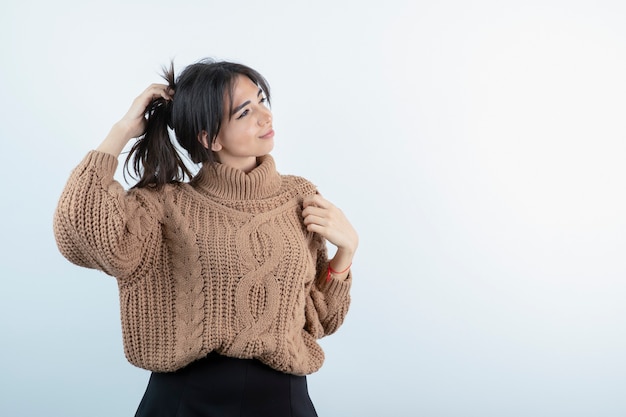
[84,150,119,173]
[317,270,352,299]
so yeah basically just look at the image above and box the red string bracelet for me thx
[326,262,352,282]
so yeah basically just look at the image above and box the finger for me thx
[305,223,325,235]
[143,84,174,101]
[302,205,326,218]
[303,214,327,227]
[303,194,330,209]
[302,195,316,208]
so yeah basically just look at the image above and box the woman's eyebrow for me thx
[230,89,264,116]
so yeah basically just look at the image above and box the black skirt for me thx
[134,353,319,417]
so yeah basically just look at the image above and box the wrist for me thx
[111,120,137,140]
[326,261,352,283]
[334,246,356,262]
[96,123,134,157]
[327,247,355,282]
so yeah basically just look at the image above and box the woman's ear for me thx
[211,135,223,152]
[198,131,210,149]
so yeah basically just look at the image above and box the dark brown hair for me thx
[124,58,271,189]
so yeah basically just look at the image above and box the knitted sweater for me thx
[53,151,351,375]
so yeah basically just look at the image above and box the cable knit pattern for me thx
[53,151,351,375]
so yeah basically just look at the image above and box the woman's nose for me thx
[258,108,272,126]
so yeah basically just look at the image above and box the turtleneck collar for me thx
[191,155,282,200]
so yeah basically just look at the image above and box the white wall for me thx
[1,0,625,416]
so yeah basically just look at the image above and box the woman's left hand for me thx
[302,194,359,255]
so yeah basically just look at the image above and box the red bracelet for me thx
[326,262,352,282]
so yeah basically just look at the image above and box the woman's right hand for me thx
[116,83,175,139]
[97,84,174,157]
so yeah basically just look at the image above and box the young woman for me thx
[53,59,357,416]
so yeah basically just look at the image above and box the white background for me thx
[1,0,625,416]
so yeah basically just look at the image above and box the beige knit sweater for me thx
[53,151,351,375]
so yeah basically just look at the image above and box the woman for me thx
[53,58,358,416]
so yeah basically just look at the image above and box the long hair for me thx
[124,58,271,189]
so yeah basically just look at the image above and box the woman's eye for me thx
[237,109,249,119]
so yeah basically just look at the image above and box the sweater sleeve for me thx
[53,150,163,280]
[303,231,352,339]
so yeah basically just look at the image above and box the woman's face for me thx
[208,74,274,172]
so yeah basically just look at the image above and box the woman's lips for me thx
[260,129,275,139]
